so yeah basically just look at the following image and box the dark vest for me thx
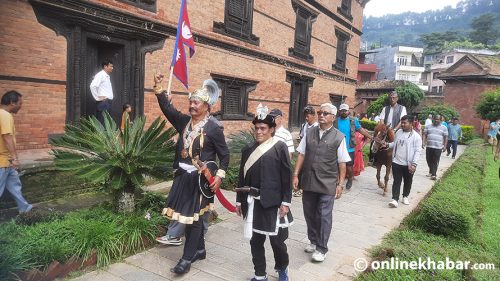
[383,104,404,129]
[334,117,356,149]
[300,126,345,195]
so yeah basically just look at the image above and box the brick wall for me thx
[1,0,364,150]
[443,80,497,133]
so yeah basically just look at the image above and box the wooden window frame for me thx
[213,0,260,46]
[288,0,318,63]
[333,28,350,72]
[211,74,258,120]
[116,0,156,12]
[337,0,353,21]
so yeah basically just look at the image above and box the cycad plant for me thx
[51,113,176,213]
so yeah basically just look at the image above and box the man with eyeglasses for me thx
[292,103,350,262]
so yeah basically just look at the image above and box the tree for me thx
[475,88,500,121]
[419,104,460,123]
[51,113,176,213]
[420,31,464,54]
[395,83,425,113]
[469,13,499,46]
[367,93,388,117]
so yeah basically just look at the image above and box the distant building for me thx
[354,80,409,114]
[357,50,379,83]
[438,54,500,133]
[422,49,498,96]
[364,46,426,91]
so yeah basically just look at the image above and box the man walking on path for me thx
[386,115,422,208]
[293,103,350,262]
[447,117,462,159]
[423,114,448,180]
[236,104,293,281]
[90,60,114,124]
[0,91,32,213]
[424,114,433,127]
[270,109,295,158]
[335,104,372,191]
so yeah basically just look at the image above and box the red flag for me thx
[171,0,195,89]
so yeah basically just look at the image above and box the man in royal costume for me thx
[236,104,293,281]
[153,74,229,274]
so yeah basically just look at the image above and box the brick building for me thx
[438,54,500,133]
[0,0,369,150]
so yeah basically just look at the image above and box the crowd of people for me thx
[2,63,498,281]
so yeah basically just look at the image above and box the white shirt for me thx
[424,118,433,127]
[379,105,407,128]
[296,125,351,163]
[299,122,318,139]
[90,70,113,101]
[274,126,295,153]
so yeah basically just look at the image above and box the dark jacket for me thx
[237,140,292,216]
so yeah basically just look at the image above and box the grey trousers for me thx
[302,190,335,254]
[167,212,209,237]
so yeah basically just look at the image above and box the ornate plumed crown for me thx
[252,103,276,127]
[188,79,220,106]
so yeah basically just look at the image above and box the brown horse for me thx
[371,123,395,196]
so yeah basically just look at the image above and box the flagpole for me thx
[166,66,174,95]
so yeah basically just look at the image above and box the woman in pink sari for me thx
[353,131,368,176]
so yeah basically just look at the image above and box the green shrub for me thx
[136,191,167,213]
[360,119,377,131]
[419,104,459,122]
[15,209,64,226]
[460,125,475,144]
[221,164,240,190]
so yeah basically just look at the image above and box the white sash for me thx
[243,137,279,178]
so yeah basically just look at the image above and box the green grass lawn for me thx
[356,143,500,281]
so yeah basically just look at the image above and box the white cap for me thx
[339,103,349,111]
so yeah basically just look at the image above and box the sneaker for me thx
[156,235,182,246]
[250,276,268,281]
[446,152,450,156]
[452,157,455,159]
[431,176,437,180]
[402,197,410,205]
[311,250,326,262]
[388,199,398,208]
[426,173,432,177]
[277,268,289,281]
[304,243,316,253]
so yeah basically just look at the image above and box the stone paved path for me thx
[71,146,464,281]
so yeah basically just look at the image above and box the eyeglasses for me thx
[317,111,332,117]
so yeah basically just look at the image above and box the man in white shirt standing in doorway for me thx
[90,60,114,124]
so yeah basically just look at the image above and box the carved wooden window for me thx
[289,0,317,63]
[212,74,258,120]
[117,0,156,12]
[213,0,260,45]
[337,0,352,20]
[329,94,344,109]
[333,29,350,72]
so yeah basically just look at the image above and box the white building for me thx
[364,46,426,91]
[421,49,499,95]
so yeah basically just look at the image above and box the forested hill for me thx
[362,0,500,48]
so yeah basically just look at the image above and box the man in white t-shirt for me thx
[90,60,114,124]
[270,109,295,158]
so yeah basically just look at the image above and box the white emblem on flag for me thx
[181,21,192,40]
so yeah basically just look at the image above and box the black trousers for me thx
[250,228,289,276]
[426,147,442,176]
[446,140,458,158]
[181,219,204,261]
[302,190,334,254]
[96,99,112,124]
[391,163,414,201]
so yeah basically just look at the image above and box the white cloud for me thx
[364,0,461,17]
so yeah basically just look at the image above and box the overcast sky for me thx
[364,0,462,17]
